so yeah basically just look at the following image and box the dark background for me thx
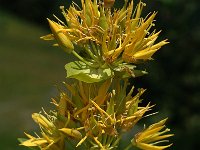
[0,0,199,149]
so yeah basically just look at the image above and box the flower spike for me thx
[20,0,173,150]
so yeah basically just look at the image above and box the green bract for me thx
[65,61,147,83]
[65,61,112,83]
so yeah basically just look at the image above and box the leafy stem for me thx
[72,51,99,68]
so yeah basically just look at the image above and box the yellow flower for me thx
[20,79,173,149]
[21,112,64,150]
[132,118,174,150]
[20,131,61,149]
[41,0,167,67]
[20,0,173,149]
[20,133,48,147]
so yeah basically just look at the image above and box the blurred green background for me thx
[0,0,199,149]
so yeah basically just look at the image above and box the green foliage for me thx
[65,61,147,83]
[65,61,112,83]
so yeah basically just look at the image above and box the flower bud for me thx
[32,113,55,129]
[59,128,82,139]
[99,7,108,30]
[47,19,74,53]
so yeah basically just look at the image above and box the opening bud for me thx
[47,18,74,53]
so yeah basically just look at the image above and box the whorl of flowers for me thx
[40,0,168,83]
[19,0,173,150]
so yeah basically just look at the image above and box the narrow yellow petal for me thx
[93,137,104,149]
[76,135,88,147]
[137,142,173,150]
[146,134,174,143]
[138,126,165,141]
[20,138,48,147]
[91,100,114,124]
[148,118,168,130]
[24,132,35,139]
[40,34,54,40]
[133,49,158,60]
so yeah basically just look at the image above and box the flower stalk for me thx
[19,0,173,149]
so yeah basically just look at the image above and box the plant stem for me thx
[84,45,101,64]
[114,58,124,66]
[72,51,99,68]
[124,143,132,150]
[90,41,101,60]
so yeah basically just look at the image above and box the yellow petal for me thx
[146,134,174,144]
[148,118,168,130]
[133,49,158,60]
[76,135,88,147]
[24,132,35,139]
[137,142,173,150]
[137,126,165,141]
[20,138,48,147]
[40,34,54,40]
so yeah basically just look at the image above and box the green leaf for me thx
[115,80,127,115]
[65,61,112,83]
[106,96,115,115]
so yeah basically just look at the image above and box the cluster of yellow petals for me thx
[20,1,173,150]
[41,0,168,66]
[132,118,174,150]
[21,79,173,149]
